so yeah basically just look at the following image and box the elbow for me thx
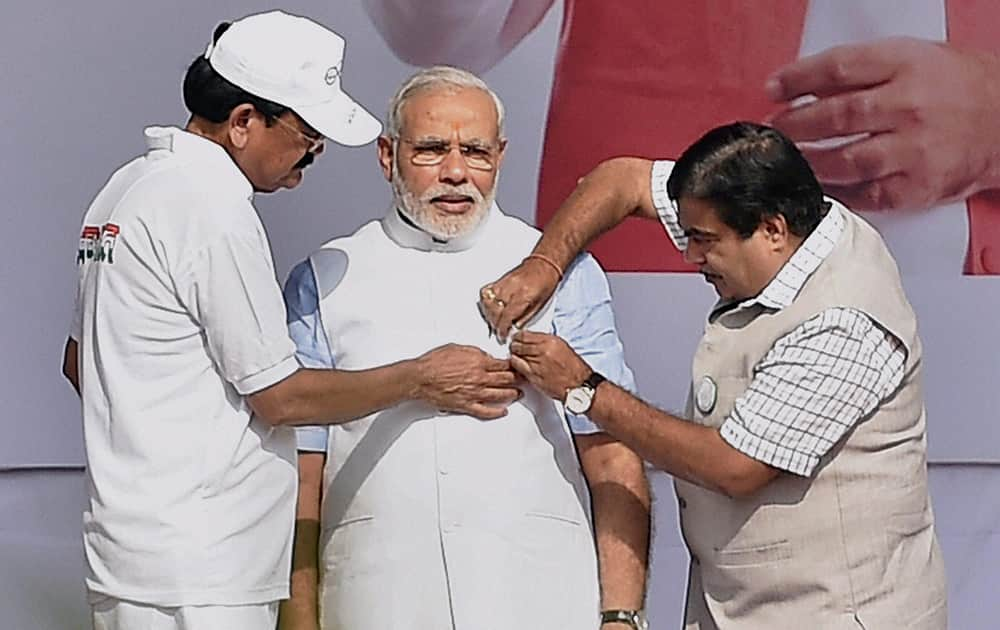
[588,157,634,182]
[385,41,497,75]
[384,40,447,68]
[712,464,776,499]
[590,157,652,202]
[580,438,648,486]
[249,380,305,427]
[716,477,763,500]
[247,370,310,427]
[602,448,647,484]
[252,398,299,427]
[364,4,498,72]
[254,407,293,428]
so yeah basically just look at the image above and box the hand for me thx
[509,331,591,401]
[766,37,1000,211]
[479,256,562,342]
[414,344,521,419]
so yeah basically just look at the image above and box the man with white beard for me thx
[278,66,651,630]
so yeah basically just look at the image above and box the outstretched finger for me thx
[797,132,902,186]
[821,173,915,212]
[768,86,896,143]
[766,41,902,102]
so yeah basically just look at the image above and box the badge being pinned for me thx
[695,376,717,415]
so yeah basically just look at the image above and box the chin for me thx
[280,171,304,190]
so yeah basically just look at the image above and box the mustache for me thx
[294,151,316,170]
[420,183,484,203]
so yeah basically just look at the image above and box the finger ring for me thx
[496,298,506,308]
[482,287,497,301]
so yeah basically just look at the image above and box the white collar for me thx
[714,201,847,316]
[381,202,499,252]
[144,126,253,201]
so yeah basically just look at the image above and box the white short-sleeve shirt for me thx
[71,127,299,606]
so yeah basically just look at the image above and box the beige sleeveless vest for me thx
[678,206,946,629]
[311,206,600,630]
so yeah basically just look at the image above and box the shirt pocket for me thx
[713,539,792,568]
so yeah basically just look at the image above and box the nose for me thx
[682,241,705,265]
[438,147,469,185]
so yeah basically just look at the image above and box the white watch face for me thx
[565,386,594,415]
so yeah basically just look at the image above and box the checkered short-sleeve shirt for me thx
[651,160,907,477]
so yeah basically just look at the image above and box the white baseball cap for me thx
[205,10,382,147]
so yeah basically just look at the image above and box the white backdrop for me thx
[1,1,998,628]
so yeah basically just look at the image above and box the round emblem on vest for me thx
[695,376,717,415]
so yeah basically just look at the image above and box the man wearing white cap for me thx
[58,11,502,630]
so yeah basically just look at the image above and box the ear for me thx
[227,104,257,150]
[760,213,791,250]
[494,138,508,172]
[377,135,394,182]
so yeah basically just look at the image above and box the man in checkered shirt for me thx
[478,122,947,629]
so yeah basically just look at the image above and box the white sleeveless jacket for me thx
[312,206,600,630]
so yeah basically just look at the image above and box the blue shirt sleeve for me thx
[283,258,331,453]
[552,253,636,435]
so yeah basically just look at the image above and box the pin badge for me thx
[695,376,717,415]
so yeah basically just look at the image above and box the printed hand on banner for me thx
[479,257,561,342]
[509,331,590,401]
[766,37,1000,211]
[415,343,521,419]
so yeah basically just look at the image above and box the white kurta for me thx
[312,206,600,630]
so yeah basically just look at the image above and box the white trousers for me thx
[91,597,278,630]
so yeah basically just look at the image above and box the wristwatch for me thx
[564,371,606,415]
[600,609,648,630]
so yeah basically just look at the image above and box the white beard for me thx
[391,156,497,240]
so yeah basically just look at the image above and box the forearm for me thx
[577,434,650,610]
[251,359,421,426]
[362,0,547,71]
[279,453,324,630]
[970,51,1000,193]
[533,157,656,271]
[588,384,774,498]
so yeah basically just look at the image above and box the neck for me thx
[185,116,229,146]
[383,202,496,253]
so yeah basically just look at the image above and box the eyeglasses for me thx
[272,115,325,153]
[398,137,502,171]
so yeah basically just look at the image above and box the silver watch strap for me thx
[600,609,643,629]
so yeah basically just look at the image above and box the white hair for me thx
[384,65,505,140]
